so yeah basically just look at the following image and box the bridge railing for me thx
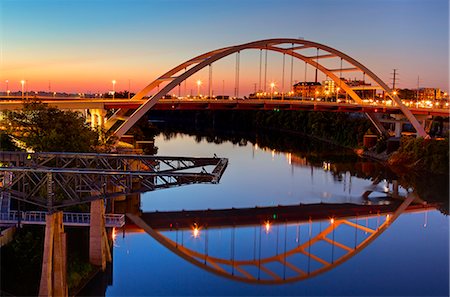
[0,211,125,227]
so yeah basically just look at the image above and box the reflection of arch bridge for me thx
[106,38,431,138]
[128,194,435,284]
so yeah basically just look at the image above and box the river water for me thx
[87,132,449,296]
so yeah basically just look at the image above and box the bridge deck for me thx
[0,210,125,227]
[135,201,437,230]
[0,97,447,116]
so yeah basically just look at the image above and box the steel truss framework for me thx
[105,38,428,138]
[129,193,426,284]
[0,152,227,209]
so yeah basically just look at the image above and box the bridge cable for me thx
[303,61,307,99]
[282,53,286,100]
[235,52,240,98]
[283,221,287,280]
[290,43,294,93]
[276,223,279,256]
[307,218,312,274]
[331,223,335,264]
[253,226,257,261]
[258,223,262,280]
[204,226,208,264]
[231,225,235,275]
[264,47,268,92]
[259,49,263,92]
[184,67,187,97]
[208,64,213,99]
[314,48,319,83]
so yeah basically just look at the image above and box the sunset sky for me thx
[0,0,448,95]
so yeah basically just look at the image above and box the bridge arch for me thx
[106,39,427,138]
[128,194,418,284]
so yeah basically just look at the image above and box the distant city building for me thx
[418,88,442,101]
[293,82,321,98]
[323,79,336,95]
[343,79,375,99]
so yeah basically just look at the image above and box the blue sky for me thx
[0,0,448,93]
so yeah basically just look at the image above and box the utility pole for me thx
[416,76,420,100]
[391,69,399,91]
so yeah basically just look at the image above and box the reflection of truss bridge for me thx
[128,193,435,284]
[0,152,227,209]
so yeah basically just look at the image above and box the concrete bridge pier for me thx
[39,211,68,297]
[90,109,107,130]
[89,199,112,271]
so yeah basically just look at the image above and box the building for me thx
[418,88,442,101]
[293,82,322,98]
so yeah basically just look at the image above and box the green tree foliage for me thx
[389,136,449,174]
[0,132,20,151]
[3,101,114,152]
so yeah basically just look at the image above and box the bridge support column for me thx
[392,180,399,198]
[89,199,111,271]
[394,121,402,138]
[90,109,107,130]
[39,211,68,297]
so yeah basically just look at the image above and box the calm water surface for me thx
[101,133,448,296]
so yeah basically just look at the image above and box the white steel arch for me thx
[128,193,418,284]
[106,39,427,138]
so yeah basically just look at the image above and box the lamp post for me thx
[196,80,202,98]
[112,80,116,99]
[20,80,25,100]
[270,82,275,100]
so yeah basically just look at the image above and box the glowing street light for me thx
[192,223,200,238]
[196,80,202,98]
[20,80,25,100]
[112,80,116,99]
[264,221,271,233]
[270,82,275,100]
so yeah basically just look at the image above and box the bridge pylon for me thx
[38,211,68,297]
[89,199,112,271]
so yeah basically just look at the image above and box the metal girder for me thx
[328,67,359,72]
[0,152,228,209]
[306,54,336,59]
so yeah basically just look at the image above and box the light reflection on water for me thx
[103,134,448,296]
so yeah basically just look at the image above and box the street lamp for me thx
[196,80,202,98]
[20,80,25,100]
[270,82,275,100]
[112,80,116,99]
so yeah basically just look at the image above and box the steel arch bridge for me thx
[106,38,428,138]
[127,193,430,284]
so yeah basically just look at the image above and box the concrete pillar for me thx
[39,211,68,297]
[394,121,402,137]
[91,112,98,129]
[90,109,107,130]
[89,199,111,271]
[392,180,399,198]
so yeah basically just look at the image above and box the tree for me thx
[3,100,114,152]
[0,133,20,151]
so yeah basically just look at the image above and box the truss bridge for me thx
[0,151,227,210]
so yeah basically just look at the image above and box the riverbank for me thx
[146,109,449,174]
